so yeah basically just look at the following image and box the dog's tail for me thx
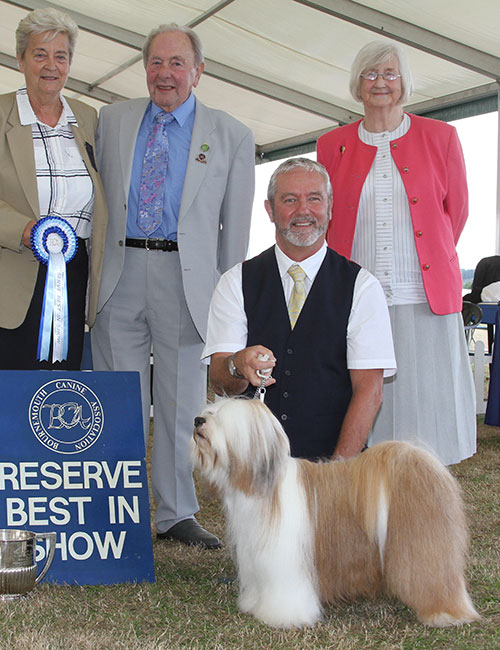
[349,441,461,543]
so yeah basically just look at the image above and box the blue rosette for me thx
[30,217,78,363]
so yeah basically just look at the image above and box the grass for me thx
[0,419,498,649]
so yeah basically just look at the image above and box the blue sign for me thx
[0,371,155,585]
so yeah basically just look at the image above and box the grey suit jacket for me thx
[95,96,255,340]
[0,92,108,329]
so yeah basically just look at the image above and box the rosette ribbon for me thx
[30,217,78,363]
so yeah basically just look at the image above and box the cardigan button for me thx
[284,369,291,376]
[403,166,409,173]
[119,240,124,246]
[392,143,398,148]
[411,197,418,204]
[283,392,289,398]
[281,414,288,421]
[416,231,423,237]
[423,264,430,270]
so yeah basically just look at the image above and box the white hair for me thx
[349,40,414,105]
[142,23,204,67]
[267,157,332,207]
[16,7,78,63]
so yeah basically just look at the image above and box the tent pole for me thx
[496,86,500,255]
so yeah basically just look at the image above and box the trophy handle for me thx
[34,532,57,585]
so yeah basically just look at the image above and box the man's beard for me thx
[275,217,328,247]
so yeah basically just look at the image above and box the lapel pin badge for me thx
[196,143,209,164]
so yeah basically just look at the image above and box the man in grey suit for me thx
[92,23,255,548]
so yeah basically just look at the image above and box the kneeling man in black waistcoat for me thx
[202,158,396,460]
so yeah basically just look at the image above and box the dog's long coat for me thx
[192,398,479,629]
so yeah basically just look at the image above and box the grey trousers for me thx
[92,247,207,531]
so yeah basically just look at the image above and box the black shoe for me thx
[157,519,222,549]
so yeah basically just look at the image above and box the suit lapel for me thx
[119,99,149,199]
[178,99,215,223]
[6,100,39,218]
[68,102,98,186]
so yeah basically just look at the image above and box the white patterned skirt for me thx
[368,302,476,465]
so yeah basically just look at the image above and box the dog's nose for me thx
[194,416,206,428]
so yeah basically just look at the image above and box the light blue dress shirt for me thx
[126,92,196,240]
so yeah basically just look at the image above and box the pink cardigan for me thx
[317,114,468,315]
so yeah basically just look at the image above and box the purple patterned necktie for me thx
[137,111,174,235]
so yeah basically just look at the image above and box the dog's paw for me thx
[419,609,481,628]
[241,596,323,629]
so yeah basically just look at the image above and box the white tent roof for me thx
[1,0,500,161]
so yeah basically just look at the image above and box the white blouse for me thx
[16,87,94,239]
[352,114,426,305]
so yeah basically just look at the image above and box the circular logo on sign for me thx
[29,380,104,454]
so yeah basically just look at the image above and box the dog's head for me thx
[191,397,290,496]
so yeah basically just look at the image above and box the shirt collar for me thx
[358,112,411,143]
[150,91,196,127]
[274,241,328,282]
[16,87,77,127]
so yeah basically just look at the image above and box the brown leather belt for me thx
[125,238,178,252]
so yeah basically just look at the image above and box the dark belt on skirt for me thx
[125,238,178,252]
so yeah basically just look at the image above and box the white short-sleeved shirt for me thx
[202,243,396,377]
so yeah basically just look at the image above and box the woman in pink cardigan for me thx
[317,41,475,465]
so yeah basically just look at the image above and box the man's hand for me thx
[231,346,276,386]
[210,346,276,396]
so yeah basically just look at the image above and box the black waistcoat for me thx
[242,246,360,460]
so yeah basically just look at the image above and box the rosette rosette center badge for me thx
[30,217,78,363]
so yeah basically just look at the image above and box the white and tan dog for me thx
[191,397,479,629]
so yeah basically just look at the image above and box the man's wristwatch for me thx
[228,353,245,380]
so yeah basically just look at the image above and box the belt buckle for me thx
[145,238,152,251]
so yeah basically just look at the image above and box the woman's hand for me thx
[22,220,37,248]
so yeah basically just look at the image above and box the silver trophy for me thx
[0,529,56,599]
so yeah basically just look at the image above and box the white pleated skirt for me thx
[368,303,476,465]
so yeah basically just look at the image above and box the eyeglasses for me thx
[360,71,402,82]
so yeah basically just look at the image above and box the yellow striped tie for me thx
[287,264,306,329]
